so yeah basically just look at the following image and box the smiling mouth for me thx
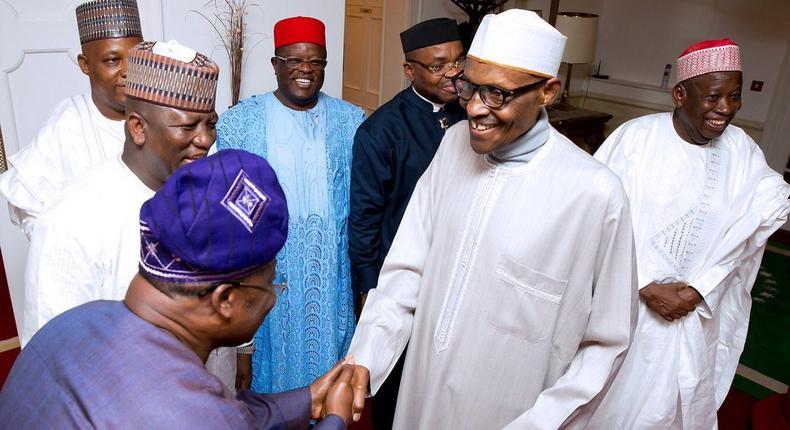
[294,78,313,88]
[705,118,728,128]
[470,119,496,132]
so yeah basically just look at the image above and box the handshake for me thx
[308,355,371,424]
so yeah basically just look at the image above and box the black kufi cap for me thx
[400,18,460,53]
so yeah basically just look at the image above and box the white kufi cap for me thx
[468,9,567,78]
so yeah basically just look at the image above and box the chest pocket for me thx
[483,256,567,342]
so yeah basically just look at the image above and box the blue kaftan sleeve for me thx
[216,96,267,155]
[237,387,346,429]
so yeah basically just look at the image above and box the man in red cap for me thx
[216,16,365,396]
[589,39,790,428]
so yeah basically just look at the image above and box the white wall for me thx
[412,0,466,23]
[162,0,346,115]
[516,0,790,124]
[595,0,790,123]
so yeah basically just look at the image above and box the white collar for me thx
[412,86,444,113]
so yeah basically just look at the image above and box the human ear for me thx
[672,83,686,108]
[403,62,416,82]
[209,284,236,320]
[540,78,562,106]
[126,112,146,147]
[271,56,278,74]
[78,53,90,76]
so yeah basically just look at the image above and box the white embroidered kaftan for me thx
[21,156,153,346]
[0,94,125,237]
[349,122,638,430]
[588,112,790,429]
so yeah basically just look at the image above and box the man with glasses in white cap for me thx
[344,9,637,430]
[348,17,466,430]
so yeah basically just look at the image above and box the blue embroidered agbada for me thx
[217,92,365,393]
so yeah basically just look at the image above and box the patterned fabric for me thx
[677,39,741,83]
[216,92,364,393]
[126,41,219,113]
[75,0,142,45]
[138,150,288,285]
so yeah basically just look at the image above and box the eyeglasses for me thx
[197,277,288,298]
[273,55,328,71]
[406,56,466,76]
[451,73,548,109]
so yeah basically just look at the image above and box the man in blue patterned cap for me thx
[0,150,355,429]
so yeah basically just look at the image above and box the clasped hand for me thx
[308,355,371,424]
[639,281,703,322]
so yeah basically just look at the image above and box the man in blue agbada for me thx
[216,16,365,393]
[0,150,356,429]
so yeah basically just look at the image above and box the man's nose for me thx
[465,90,489,117]
[193,127,215,150]
[296,61,313,73]
[716,97,739,116]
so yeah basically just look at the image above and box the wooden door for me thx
[343,0,384,113]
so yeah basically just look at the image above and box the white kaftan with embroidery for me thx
[0,94,125,237]
[588,112,790,429]
[21,156,153,346]
[349,122,638,430]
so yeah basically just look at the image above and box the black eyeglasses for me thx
[451,73,548,109]
[273,55,328,71]
[406,56,466,76]
[196,277,288,298]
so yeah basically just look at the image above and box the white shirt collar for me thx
[412,86,444,113]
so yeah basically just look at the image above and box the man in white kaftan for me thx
[588,39,790,429]
[346,10,637,429]
[21,156,153,344]
[21,40,219,346]
[0,0,143,236]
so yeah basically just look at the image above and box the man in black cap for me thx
[347,17,466,429]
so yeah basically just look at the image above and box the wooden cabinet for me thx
[548,104,613,154]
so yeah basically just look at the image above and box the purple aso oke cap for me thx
[138,149,288,285]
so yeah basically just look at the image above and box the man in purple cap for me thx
[0,149,355,429]
[21,40,218,346]
[0,0,144,236]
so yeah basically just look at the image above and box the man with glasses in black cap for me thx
[347,18,465,428]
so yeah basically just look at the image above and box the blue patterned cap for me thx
[139,149,288,284]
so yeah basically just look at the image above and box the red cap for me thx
[274,16,326,49]
[676,38,741,82]
[678,38,737,58]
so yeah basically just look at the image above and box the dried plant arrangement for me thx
[192,0,255,106]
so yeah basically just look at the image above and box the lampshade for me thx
[555,12,598,64]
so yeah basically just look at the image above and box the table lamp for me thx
[555,12,598,105]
